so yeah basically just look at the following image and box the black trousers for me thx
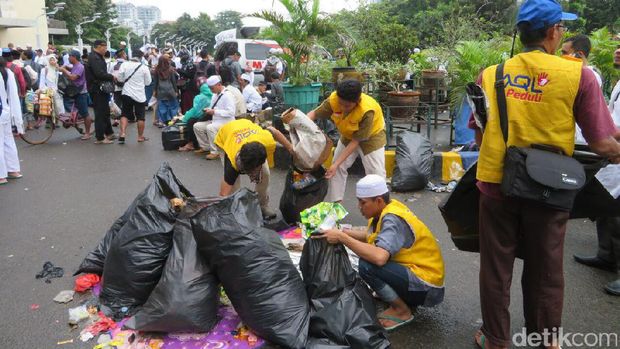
[596,217,620,272]
[91,91,113,141]
[186,118,200,148]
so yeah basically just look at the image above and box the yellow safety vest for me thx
[477,50,582,183]
[214,119,276,170]
[328,92,385,141]
[367,199,445,287]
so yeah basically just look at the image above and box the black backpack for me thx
[219,60,235,85]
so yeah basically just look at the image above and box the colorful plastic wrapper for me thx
[299,202,348,239]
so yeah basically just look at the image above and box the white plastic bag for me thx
[109,100,122,117]
[282,108,331,171]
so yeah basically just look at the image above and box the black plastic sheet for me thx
[99,163,192,317]
[125,217,219,333]
[191,189,310,349]
[300,239,390,349]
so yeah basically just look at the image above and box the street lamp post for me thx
[127,31,133,59]
[76,13,101,53]
[105,25,122,51]
[36,2,65,50]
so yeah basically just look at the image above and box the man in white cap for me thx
[314,174,445,331]
[119,41,127,55]
[240,73,263,113]
[192,75,236,160]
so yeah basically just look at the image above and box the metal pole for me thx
[76,24,84,53]
[105,28,111,51]
[127,32,132,59]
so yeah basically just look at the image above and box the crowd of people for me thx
[0,0,619,346]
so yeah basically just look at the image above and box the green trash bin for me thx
[282,83,322,113]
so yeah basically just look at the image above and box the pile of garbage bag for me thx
[75,164,390,348]
[392,131,433,192]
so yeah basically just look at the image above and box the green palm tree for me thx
[252,0,332,85]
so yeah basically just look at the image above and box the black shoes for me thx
[605,279,620,296]
[573,255,617,272]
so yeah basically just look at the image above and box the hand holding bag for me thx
[494,63,586,211]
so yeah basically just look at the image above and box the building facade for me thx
[0,0,49,48]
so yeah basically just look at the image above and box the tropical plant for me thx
[252,0,333,86]
[335,31,357,67]
[589,27,620,97]
[447,37,514,108]
[364,61,407,93]
[306,55,335,82]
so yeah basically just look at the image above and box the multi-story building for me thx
[137,6,160,34]
[114,1,160,36]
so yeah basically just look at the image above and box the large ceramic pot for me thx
[331,67,363,85]
[385,91,421,119]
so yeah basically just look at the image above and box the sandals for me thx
[378,314,414,332]
[94,139,114,144]
[475,333,486,349]
[80,134,92,140]
[7,173,22,179]
[0,178,8,185]
[118,136,125,144]
[137,137,149,142]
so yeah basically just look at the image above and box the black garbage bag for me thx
[99,163,192,317]
[191,188,310,349]
[124,217,219,333]
[301,239,390,349]
[392,131,432,192]
[74,216,125,276]
[280,167,329,224]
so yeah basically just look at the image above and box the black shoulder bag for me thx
[495,63,586,211]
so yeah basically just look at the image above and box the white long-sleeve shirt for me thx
[242,84,263,113]
[118,60,152,103]
[210,89,236,126]
[0,68,24,133]
[38,66,59,90]
[224,85,247,116]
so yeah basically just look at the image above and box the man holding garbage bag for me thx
[314,174,445,331]
[308,79,386,202]
[214,118,278,219]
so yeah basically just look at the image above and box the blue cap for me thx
[517,0,578,30]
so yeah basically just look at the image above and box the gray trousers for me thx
[596,217,620,272]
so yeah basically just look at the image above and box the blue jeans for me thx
[359,260,444,308]
[63,93,90,118]
[157,99,179,123]
[145,83,153,105]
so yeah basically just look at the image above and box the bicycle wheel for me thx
[20,115,55,145]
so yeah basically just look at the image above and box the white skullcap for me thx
[206,75,221,87]
[241,73,251,82]
[356,175,388,198]
[120,41,126,46]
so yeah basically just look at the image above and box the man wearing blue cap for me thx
[472,1,620,348]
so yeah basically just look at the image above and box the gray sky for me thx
[115,0,362,24]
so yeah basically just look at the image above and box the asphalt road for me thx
[0,121,618,348]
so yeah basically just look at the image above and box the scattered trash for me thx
[96,333,112,345]
[53,290,75,303]
[79,311,117,341]
[30,303,39,310]
[68,305,90,325]
[56,339,73,345]
[406,193,422,202]
[40,237,46,240]
[426,181,457,193]
[7,255,13,258]
[280,167,329,225]
[74,274,100,292]
[24,188,29,191]
[35,261,64,283]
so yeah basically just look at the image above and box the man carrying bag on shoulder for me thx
[471,1,620,348]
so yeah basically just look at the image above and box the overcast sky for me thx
[115,0,362,24]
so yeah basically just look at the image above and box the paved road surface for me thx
[1,124,618,348]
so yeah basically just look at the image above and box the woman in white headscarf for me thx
[38,55,65,116]
[0,57,24,185]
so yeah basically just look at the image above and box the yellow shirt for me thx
[214,119,277,170]
[367,199,445,287]
[477,50,581,183]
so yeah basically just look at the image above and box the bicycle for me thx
[20,90,84,145]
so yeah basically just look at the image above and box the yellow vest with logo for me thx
[214,119,277,170]
[328,92,385,141]
[477,50,582,183]
[367,199,445,287]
